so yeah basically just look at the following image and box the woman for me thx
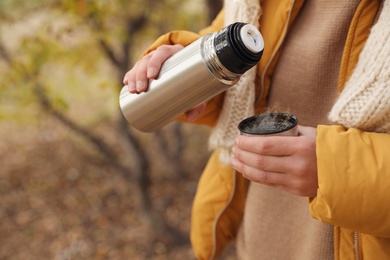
[124,0,390,259]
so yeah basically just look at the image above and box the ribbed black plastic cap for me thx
[213,22,263,74]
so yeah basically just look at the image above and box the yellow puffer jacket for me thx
[142,0,390,259]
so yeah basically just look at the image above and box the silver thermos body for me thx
[119,22,264,132]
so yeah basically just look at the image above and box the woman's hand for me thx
[123,44,206,122]
[231,125,319,197]
[123,44,184,93]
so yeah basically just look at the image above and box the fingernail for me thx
[136,80,146,92]
[147,67,157,78]
[128,82,135,92]
[231,157,237,169]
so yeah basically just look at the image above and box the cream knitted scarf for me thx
[329,0,390,132]
[209,0,262,164]
[210,0,390,164]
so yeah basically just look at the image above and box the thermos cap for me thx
[240,24,264,53]
[214,22,264,74]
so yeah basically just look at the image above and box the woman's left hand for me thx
[231,125,319,197]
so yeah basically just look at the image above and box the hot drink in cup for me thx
[238,112,298,136]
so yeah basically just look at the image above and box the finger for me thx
[231,157,287,185]
[124,67,137,93]
[124,52,153,93]
[134,54,153,93]
[232,145,289,173]
[147,44,184,79]
[123,71,129,85]
[233,157,315,197]
[298,125,316,138]
[185,103,206,122]
[235,135,297,156]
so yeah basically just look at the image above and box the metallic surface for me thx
[119,34,241,132]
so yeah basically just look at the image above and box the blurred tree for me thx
[207,0,223,22]
[0,0,222,254]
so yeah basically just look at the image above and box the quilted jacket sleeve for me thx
[310,125,390,238]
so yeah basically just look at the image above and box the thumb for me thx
[298,125,317,139]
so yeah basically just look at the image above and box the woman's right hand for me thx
[123,44,184,93]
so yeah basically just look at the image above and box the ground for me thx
[0,120,237,260]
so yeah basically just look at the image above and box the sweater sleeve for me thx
[139,10,226,127]
[310,125,390,238]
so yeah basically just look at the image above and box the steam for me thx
[238,111,297,135]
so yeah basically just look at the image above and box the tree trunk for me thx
[206,0,223,23]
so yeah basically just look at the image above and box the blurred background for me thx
[0,0,235,259]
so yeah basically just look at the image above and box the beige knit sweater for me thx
[237,1,361,259]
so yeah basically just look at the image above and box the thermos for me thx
[119,22,264,132]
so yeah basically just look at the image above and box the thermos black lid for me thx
[213,22,264,74]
